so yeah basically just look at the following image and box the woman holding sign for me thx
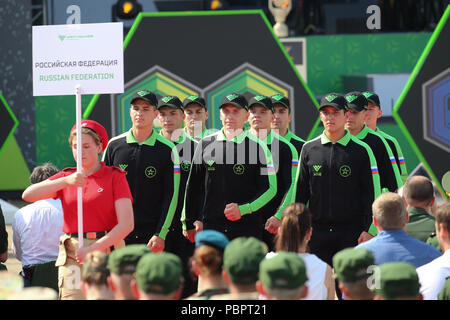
[22,120,134,300]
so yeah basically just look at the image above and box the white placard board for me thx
[32,22,124,96]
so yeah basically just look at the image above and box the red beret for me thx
[71,120,109,152]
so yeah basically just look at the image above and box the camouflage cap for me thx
[108,244,150,275]
[135,252,183,295]
[333,248,375,283]
[223,237,267,285]
[374,262,421,299]
[259,252,308,290]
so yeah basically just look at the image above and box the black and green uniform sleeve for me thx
[0,205,7,255]
[102,129,180,240]
[376,128,408,183]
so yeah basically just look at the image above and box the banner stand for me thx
[75,84,83,248]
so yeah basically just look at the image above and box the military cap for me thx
[374,262,421,299]
[333,248,375,283]
[319,93,347,111]
[183,95,206,109]
[438,277,450,300]
[130,89,158,106]
[108,244,150,275]
[362,91,380,107]
[259,252,308,290]
[223,237,267,285]
[157,95,184,111]
[195,230,229,250]
[345,91,368,112]
[270,94,290,110]
[219,93,248,110]
[135,252,183,295]
[248,95,274,112]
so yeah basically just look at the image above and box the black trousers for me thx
[203,223,264,241]
[308,223,364,299]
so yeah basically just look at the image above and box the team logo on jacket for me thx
[119,164,128,174]
[207,159,215,171]
[339,165,351,178]
[145,166,157,178]
[233,164,245,175]
[313,165,322,176]
[181,160,191,172]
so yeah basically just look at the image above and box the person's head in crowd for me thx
[438,276,450,300]
[372,192,408,232]
[361,91,382,131]
[131,252,184,300]
[30,162,59,184]
[129,90,159,131]
[183,95,209,137]
[81,251,113,300]
[402,176,435,212]
[333,248,376,300]
[319,93,348,139]
[270,94,292,136]
[157,95,185,141]
[435,202,450,252]
[257,251,308,300]
[222,237,267,294]
[68,120,109,171]
[107,244,150,300]
[248,95,275,137]
[344,92,369,136]
[219,93,249,133]
[191,230,229,281]
[373,262,422,300]
[275,203,312,253]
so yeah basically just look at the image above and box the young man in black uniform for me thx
[270,94,305,157]
[344,91,403,192]
[102,90,180,252]
[182,93,277,242]
[362,91,408,183]
[247,95,299,250]
[157,95,198,298]
[294,93,381,269]
[182,95,217,141]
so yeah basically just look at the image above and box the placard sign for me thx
[32,22,124,96]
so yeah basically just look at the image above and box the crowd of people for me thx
[0,89,448,300]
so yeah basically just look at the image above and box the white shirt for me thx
[416,249,450,300]
[262,252,328,300]
[12,199,64,267]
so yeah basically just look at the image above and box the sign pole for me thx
[75,84,84,248]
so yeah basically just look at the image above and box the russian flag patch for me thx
[174,166,181,173]
[371,166,379,175]
[390,157,397,165]
[292,160,299,167]
[399,157,405,164]
[267,165,275,173]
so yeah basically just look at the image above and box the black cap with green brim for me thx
[362,91,380,107]
[131,90,158,106]
[270,94,290,110]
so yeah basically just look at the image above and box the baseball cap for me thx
[223,237,267,285]
[195,230,229,250]
[130,89,158,107]
[135,252,183,295]
[108,244,150,275]
[271,94,290,110]
[345,92,368,112]
[219,93,248,111]
[362,91,380,107]
[157,95,184,111]
[259,252,308,290]
[183,95,207,109]
[373,262,421,299]
[71,120,109,152]
[248,95,274,112]
[332,248,375,283]
[319,93,347,111]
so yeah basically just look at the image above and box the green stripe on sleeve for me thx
[239,135,277,215]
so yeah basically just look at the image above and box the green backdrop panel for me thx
[0,136,31,190]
